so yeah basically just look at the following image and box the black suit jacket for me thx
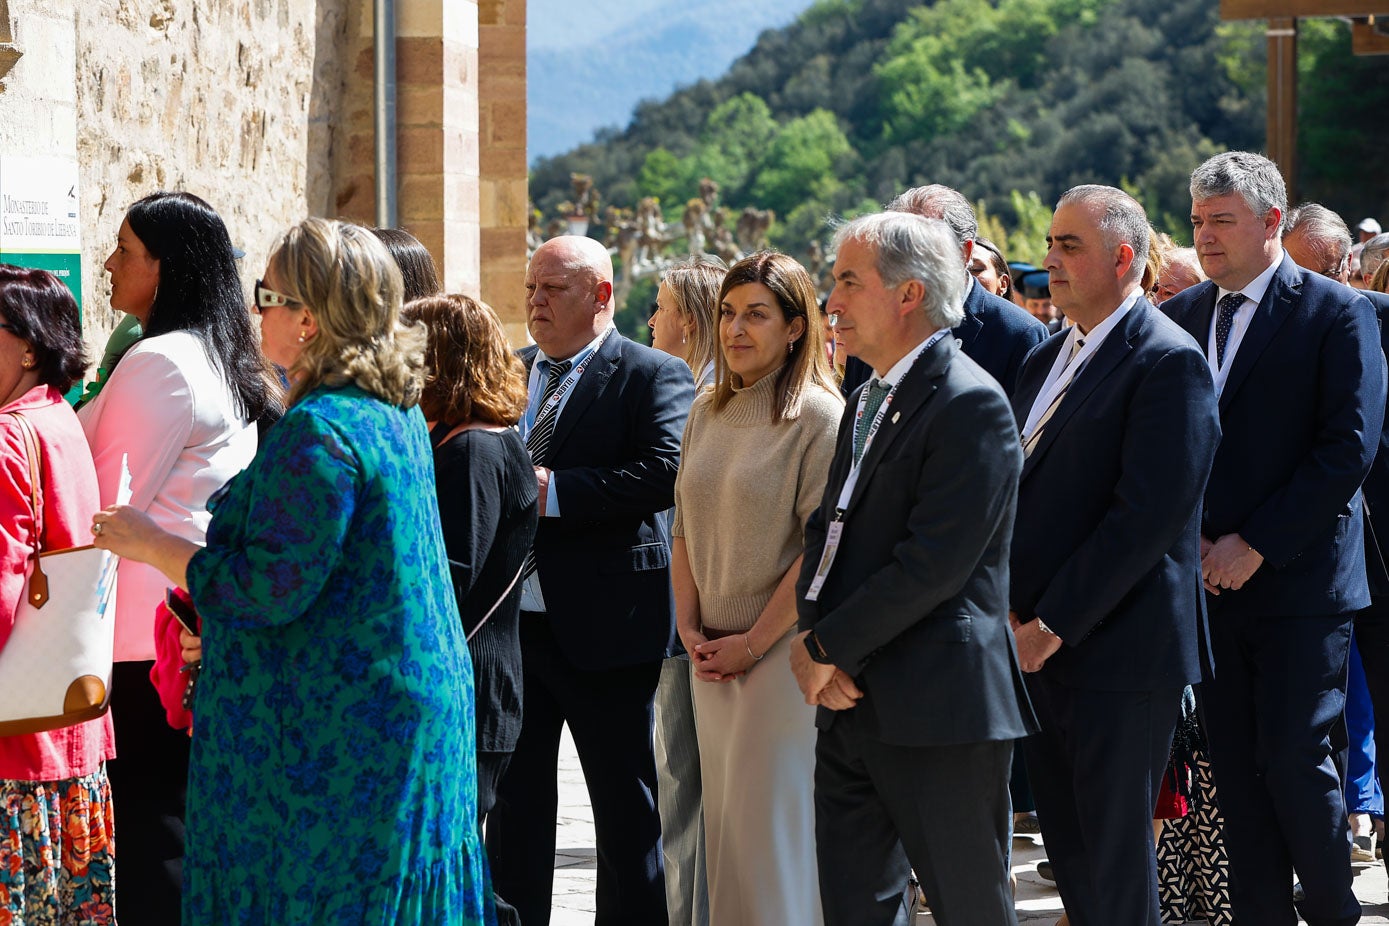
[840,278,1047,397]
[1010,299,1220,691]
[521,332,696,668]
[797,336,1037,747]
[1162,255,1387,618]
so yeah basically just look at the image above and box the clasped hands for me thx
[789,630,862,710]
[1200,532,1263,595]
[679,625,759,682]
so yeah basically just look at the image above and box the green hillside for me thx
[529,0,1389,267]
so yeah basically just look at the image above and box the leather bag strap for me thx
[6,411,49,608]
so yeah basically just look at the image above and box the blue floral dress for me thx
[184,385,493,925]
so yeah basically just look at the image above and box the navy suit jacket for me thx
[1162,255,1387,617]
[520,332,696,668]
[1010,299,1220,691]
[1352,288,1389,596]
[840,278,1046,397]
[797,336,1037,747]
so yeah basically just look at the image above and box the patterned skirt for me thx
[0,768,116,926]
[1156,747,1232,926]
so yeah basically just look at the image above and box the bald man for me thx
[486,236,696,926]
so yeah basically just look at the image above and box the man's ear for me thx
[899,279,926,317]
[595,280,614,308]
[1115,242,1136,280]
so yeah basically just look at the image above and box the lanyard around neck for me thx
[834,330,946,517]
[531,327,614,432]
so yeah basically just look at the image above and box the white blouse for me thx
[78,329,257,661]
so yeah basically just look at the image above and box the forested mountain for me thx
[529,0,1389,264]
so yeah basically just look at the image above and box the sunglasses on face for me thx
[254,280,300,311]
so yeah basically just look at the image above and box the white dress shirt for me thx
[1206,255,1281,396]
[1021,290,1142,443]
[519,325,612,613]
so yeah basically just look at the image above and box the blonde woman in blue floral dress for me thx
[92,219,492,925]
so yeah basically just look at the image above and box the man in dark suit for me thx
[793,211,1036,926]
[1163,152,1386,926]
[1285,200,1389,871]
[840,184,1046,397]
[487,235,695,926]
[1009,186,1221,926]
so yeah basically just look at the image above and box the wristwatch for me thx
[804,630,832,664]
[1036,619,1057,636]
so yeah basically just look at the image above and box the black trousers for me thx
[1023,675,1181,926]
[1200,610,1358,926]
[106,660,190,925]
[486,615,666,926]
[813,710,1015,926]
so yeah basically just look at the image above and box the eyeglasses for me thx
[254,280,300,312]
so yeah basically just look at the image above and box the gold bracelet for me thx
[744,633,764,661]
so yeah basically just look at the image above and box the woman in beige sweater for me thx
[671,251,843,925]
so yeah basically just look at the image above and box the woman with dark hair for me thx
[93,218,493,923]
[671,251,842,924]
[77,191,277,922]
[969,237,1013,300]
[405,292,538,926]
[373,227,442,303]
[0,266,115,924]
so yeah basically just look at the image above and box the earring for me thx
[787,340,794,355]
[21,358,33,369]
[297,334,306,343]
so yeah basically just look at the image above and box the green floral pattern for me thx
[185,385,492,924]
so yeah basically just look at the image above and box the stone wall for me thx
[9,0,526,353]
[73,0,350,341]
[0,0,77,160]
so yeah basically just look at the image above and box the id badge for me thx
[804,520,844,602]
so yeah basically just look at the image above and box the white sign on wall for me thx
[0,154,82,300]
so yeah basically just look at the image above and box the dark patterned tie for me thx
[1214,292,1244,370]
[526,358,572,467]
[853,380,891,465]
[522,358,572,584]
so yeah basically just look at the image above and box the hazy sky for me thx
[527,0,811,162]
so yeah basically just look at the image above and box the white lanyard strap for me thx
[833,330,947,516]
[528,327,614,437]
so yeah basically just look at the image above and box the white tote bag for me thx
[0,411,118,737]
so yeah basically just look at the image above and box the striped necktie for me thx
[526,358,572,467]
[1022,337,1084,460]
[521,358,572,584]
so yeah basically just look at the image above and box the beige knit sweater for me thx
[672,372,844,633]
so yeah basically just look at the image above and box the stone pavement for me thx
[546,725,1389,924]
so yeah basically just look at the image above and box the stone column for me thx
[340,0,482,297]
[401,1,481,295]
[478,0,528,345]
